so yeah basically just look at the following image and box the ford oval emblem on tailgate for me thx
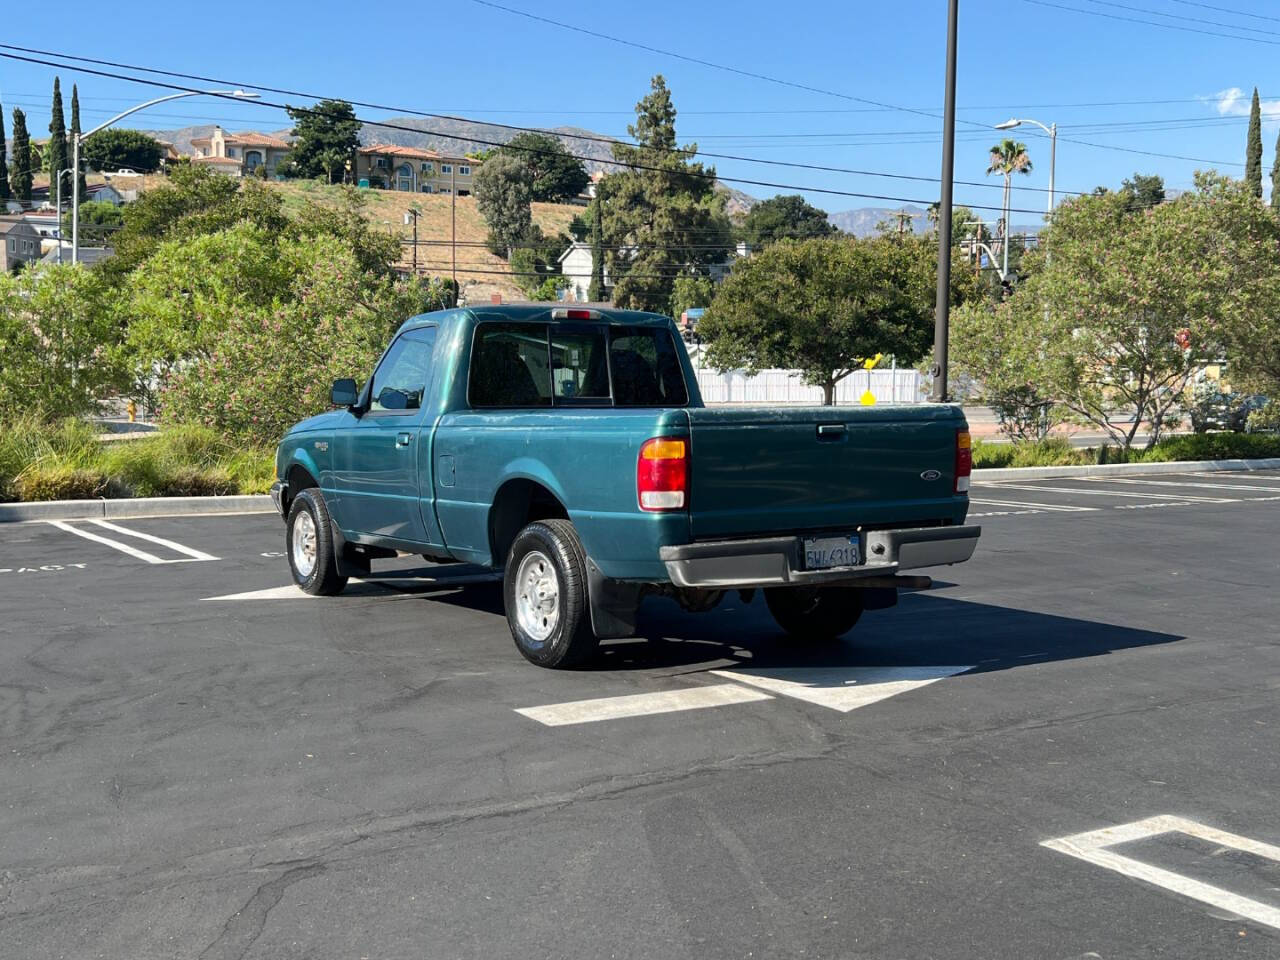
[920,469,942,482]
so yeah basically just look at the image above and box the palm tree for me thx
[986,139,1032,277]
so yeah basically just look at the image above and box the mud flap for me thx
[586,557,644,639]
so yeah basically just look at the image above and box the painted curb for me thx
[0,495,274,523]
[974,457,1280,482]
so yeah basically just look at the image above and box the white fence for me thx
[692,366,925,405]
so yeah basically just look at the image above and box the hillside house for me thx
[0,218,43,273]
[191,127,292,177]
[355,145,480,195]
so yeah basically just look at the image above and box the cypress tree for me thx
[11,108,33,203]
[588,193,605,302]
[1272,128,1280,211]
[1246,87,1263,199]
[70,83,86,197]
[47,77,68,190]
[0,102,9,201]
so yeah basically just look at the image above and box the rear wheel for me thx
[286,489,348,596]
[503,519,597,668]
[764,586,863,640]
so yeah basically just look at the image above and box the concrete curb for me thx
[1,456,1277,522]
[974,457,1280,482]
[0,495,273,523]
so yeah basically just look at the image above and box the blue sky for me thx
[3,0,1279,218]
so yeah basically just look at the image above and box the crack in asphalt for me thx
[197,861,325,960]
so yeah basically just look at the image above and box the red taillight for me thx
[955,429,972,494]
[637,437,688,511]
[564,309,593,320]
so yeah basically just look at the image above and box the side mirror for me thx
[331,378,359,407]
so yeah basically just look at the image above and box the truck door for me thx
[335,326,438,542]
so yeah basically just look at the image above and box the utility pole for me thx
[451,161,457,287]
[404,208,420,275]
[931,0,959,403]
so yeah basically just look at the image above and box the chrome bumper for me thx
[658,524,981,590]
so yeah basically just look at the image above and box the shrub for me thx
[1008,437,1089,468]
[15,466,112,501]
[1140,433,1280,462]
[971,439,1015,469]
[1246,400,1280,434]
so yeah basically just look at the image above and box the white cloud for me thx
[1204,87,1280,124]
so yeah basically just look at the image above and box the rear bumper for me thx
[269,480,287,519]
[658,524,981,589]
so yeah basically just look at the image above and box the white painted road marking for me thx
[48,520,217,564]
[710,665,973,713]
[515,683,773,726]
[1077,476,1280,494]
[1043,815,1280,931]
[969,498,1098,512]
[208,584,309,601]
[980,483,1238,503]
[85,519,219,561]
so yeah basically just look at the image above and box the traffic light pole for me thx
[931,0,959,403]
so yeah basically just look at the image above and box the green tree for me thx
[1271,128,1280,211]
[61,199,123,244]
[474,153,533,256]
[1246,87,1263,200]
[46,78,68,190]
[10,108,32,203]
[281,99,361,183]
[70,84,86,198]
[588,194,605,301]
[962,175,1278,452]
[738,194,835,248]
[0,103,8,201]
[82,129,164,173]
[599,75,732,313]
[499,132,589,202]
[986,139,1032,266]
[1119,172,1165,213]
[669,273,714,318]
[699,235,936,405]
[0,265,122,421]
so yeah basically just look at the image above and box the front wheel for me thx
[286,489,348,596]
[764,587,863,640]
[503,519,597,668]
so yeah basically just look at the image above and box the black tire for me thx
[764,587,863,640]
[503,519,597,668]
[286,489,348,596]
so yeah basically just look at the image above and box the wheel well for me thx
[285,464,319,514]
[489,479,569,568]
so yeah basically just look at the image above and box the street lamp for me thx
[995,116,1056,217]
[72,89,260,264]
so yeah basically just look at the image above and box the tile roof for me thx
[359,143,443,161]
[192,156,243,167]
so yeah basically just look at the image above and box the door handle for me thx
[816,423,846,440]
[396,432,412,447]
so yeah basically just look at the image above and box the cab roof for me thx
[397,303,671,334]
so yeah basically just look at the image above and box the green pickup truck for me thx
[271,304,980,668]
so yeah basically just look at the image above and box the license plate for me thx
[803,535,861,570]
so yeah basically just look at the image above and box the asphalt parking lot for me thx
[2,469,1279,959]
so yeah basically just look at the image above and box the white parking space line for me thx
[85,519,219,562]
[515,683,773,726]
[711,665,973,713]
[1077,477,1280,494]
[1184,471,1280,484]
[47,520,172,564]
[1043,815,1280,931]
[47,520,217,564]
[981,483,1238,503]
[969,498,1099,512]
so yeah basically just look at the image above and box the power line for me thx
[1078,0,1280,36]
[1165,0,1280,25]
[0,47,1080,218]
[1016,0,1280,44]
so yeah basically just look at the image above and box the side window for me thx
[550,328,609,402]
[470,323,552,407]
[610,327,689,406]
[368,327,437,413]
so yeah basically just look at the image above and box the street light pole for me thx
[72,89,259,264]
[931,0,959,403]
[54,169,73,264]
[404,208,420,275]
[995,116,1057,259]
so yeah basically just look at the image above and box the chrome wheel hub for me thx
[292,511,317,578]
[515,550,560,642]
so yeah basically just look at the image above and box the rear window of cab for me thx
[468,322,689,408]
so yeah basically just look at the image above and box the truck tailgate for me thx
[686,405,966,539]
